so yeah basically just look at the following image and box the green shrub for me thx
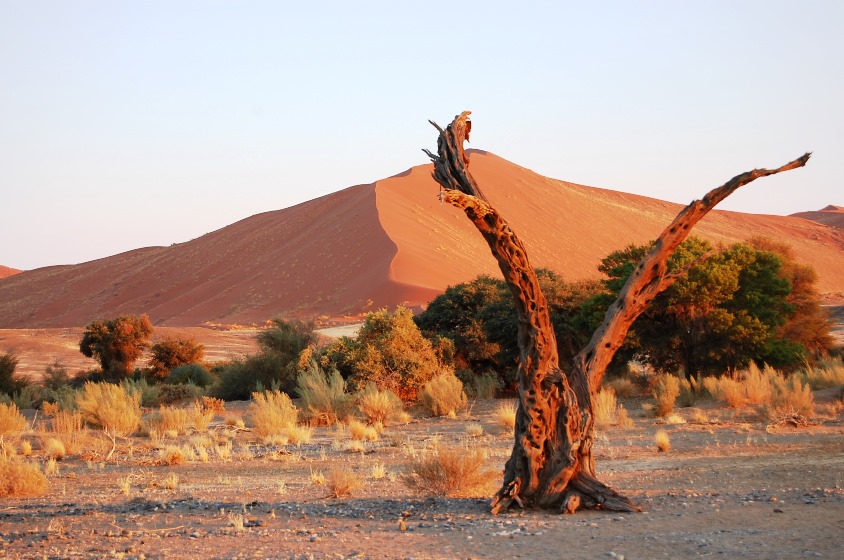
[121,378,160,407]
[167,363,215,387]
[419,372,468,417]
[0,352,29,397]
[42,360,72,390]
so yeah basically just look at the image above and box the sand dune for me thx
[791,205,844,230]
[1,151,842,328]
[0,266,21,279]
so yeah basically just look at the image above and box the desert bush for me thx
[606,377,637,398]
[149,337,205,380]
[200,396,225,414]
[296,361,352,426]
[402,443,496,497]
[677,379,696,407]
[249,390,299,438]
[356,383,405,425]
[48,410,85,455]
[418,372,468,417]
[594,388,633,429]
[0,402,27,435]
[42,360,72,390]
[347,419,378,442]
[494,401,518,431]
[333,307,447,401]
[768,375,815,418]
[79,314,153,378]
[651,374,680,417]
[0,352,29,397]
[717,377,745,408]
[121,378,160,407]
[147,405,191,435]
[742,363,775,405]
[471,373,500,400]
[191,401,214,431]
[11,385,38,410]
[325,463,363,498]
[159,445,188,466]
[43,438,66,460]
[167,363,215,387]
[799,357,844,390]
[0,457,48,497]
[76,382,141,437]
[38,385,79,412]
[156,383,204,405]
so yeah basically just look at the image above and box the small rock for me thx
[773,508,784,513]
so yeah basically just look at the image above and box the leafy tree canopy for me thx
[148,337,205,379]
[79,314,154,379]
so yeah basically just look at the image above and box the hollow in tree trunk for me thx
[424,111,810,514]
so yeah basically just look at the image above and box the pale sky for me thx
[1,1,841,271]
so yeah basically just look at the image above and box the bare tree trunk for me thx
[424,111,810,514]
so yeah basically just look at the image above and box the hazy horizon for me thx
[2,1,842,270]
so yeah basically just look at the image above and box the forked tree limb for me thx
[424,110,810,515]
[575,151,811,392]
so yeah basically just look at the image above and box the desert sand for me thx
[0,151,842,328]
[1,398,842,559]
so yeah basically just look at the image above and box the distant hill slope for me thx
[0,266,22,279]
[1,151,842,328]
[790,205,844,230]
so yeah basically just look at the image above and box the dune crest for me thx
[1,152,842,328]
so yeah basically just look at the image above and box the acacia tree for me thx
[79,314,154,377]
[424,111,809,514]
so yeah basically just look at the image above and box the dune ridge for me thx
[1,151,842,328]
[0,266,22,279]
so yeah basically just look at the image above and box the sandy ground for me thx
[1,398,843,560]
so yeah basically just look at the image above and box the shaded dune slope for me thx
[1,152,843,328]
[791,205,844,230]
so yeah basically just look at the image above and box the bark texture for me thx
[425,111,810,514]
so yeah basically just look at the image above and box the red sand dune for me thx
[790,205,844,230]
[1,151,843,328]
[0,266,21,279]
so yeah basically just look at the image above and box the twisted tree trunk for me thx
[424,111,810,514]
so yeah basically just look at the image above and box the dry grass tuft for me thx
[162,472,179,491]
[655,430,671,452]
[799,357,844,390]
[200,396,225,414]
[0,402,27,435]
[43,438,66,460]
[0,457,48,497]
[296,364,353,426]
[465,422,484,437]
[651,374,680,417]
[594,388,633,429]
[309,469,326,486]
[44,458,60,477]
[347,419,378,442]
[402,443,496,497]
[284,425,313,445]
[147,405,191,436]
[356,384,405,425]
[606,377,637,398]
[160,446,187,466]
[249,390,299,438]
[325,463,362,498]
[418,372,468,417]
[76,382,141,437]
[191,401,214,432]
[494,401,518,431]
[371,462,387,480]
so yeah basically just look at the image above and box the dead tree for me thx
[424,111,810,514]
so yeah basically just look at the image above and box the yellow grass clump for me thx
[418,372,468,417]
[325,463,363,498]
[76,382,141,437]
[296,364,353,426]
[0,457,48,497]
[494,401,517,431]
[147,405,191,436]
[43,438,66,460]
[594,388,634,429]
[651,374,681,417]
[402,443,496,497]
[249,390,299,438]
[159,445,188,466]
[347,419,378,442]
[655,430,671,452]
[356,384,406,425]
[0,402,27,435]
[799,357,844,390]
[606,377,637,398]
